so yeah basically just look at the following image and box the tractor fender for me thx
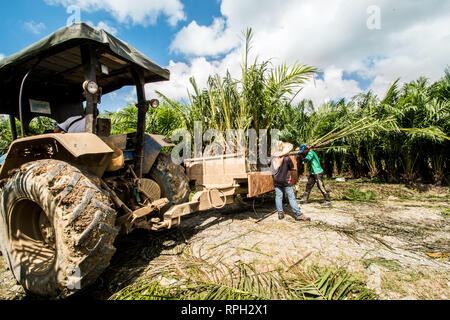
[142,134,175,175]
[0,133,114,179]
[101,133,175,175]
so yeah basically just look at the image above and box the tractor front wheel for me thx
[0,160,118,298]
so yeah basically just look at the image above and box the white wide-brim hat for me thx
[272,141,293,157]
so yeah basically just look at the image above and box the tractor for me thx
[0,23,297,298]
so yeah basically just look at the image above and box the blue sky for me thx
[0,0,223,112]
[0,0,219,64]
[1,0,449,113]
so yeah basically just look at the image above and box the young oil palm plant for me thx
[103,102,184,137]
[146,102,185,136]
[103,103,139,135]
[157,28,318,157]
[241,29,319,133]
[0,117,13,153]
[392,77,449,181]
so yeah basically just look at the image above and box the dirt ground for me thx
[1,179,449,300]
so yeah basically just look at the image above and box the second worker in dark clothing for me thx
[297,145,331,205]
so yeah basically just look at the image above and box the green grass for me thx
[362,257,403,271]
[380,270,442,299]
[342,188,377,202]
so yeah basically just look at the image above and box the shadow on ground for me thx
[67,196,277,300]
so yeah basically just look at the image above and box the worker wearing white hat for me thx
[271,141,311,222]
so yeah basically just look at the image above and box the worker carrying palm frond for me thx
[271,141,311,222]
[296,145,331,206]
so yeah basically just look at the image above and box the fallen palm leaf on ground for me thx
[425,252,449,262]
[110,249,377,300]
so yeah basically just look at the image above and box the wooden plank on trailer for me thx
[247,155,299,198]
[185,154,248,186]
[248,172,274,198]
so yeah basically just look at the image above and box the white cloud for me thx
[24,21,46,35]
[146,51,244,102]
[166,0,450,105]
[0,53,4,61]
[299,67,362,105]
[170,18,240,57]
[87,20,118,35]
[45,0,186,26]
[147,58,220,101]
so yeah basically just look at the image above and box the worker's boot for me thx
[295,215,311,222]
[299,192,310,204]
[321,193,332,206]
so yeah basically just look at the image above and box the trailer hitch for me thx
[115,197,169,234]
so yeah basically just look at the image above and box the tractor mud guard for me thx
[0,133,114,179]
[101,133,175,175]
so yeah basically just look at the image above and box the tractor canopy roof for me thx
[0,22,170,123]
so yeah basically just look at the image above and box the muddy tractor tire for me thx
[149,153,190,205]
[0,160,118,298]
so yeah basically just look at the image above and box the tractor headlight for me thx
[83,80,99,95]
[149,99,160,109]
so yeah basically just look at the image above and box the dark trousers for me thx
[303,172,330,201]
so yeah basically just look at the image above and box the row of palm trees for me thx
[147,29,449,184]
[275,73,449,184]
[149,69,449,184]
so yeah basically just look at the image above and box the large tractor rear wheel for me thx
[0,160,118,298]
[149,153,190,205]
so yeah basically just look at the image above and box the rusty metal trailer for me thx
[148,154,299,231]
